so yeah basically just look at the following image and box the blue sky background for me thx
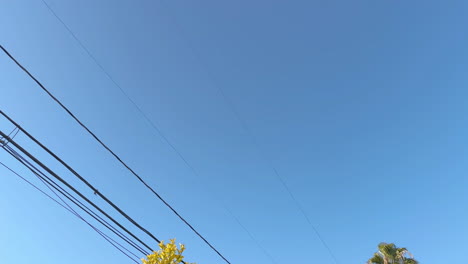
[1,0,468,263]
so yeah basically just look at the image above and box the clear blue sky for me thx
[1,0,467,263]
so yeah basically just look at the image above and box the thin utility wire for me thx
[2,24,228,264]
[6,1,336,262]
[0,158,140,262]
[38,0,202,184]
[0,114,162,245]
[5,145,142,261]
[2,143,150,257]
[19,154,141,261]
[221,66,340,264]
[34,3,247,262]
[0,159,140,263]
[7,127,19,138]
[4,143,149,257]
[0,128,157,253]
[147,2,340,263]
[223,207,278,264]
[36,2,276,262]
[0,127,19,147]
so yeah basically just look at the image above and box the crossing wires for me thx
[0,130,158,262]
[34,3,278,263]
[0,44,231,264]
[0,124,160,252]
[145,3,341,263]
[0,159,142,263]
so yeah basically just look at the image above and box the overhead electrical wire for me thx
[13,150,141,262]
[220,68,341,264]
[0,135,153,256]
[0,39,232,262]
[138,3,340,263]
[0,158,140,263]
[0,159,140,263]
[1,3,335,261]
[3,143,150,257]
[0,127,19,147]
[7,127,19,139]
[0,127,157,253]
[5,145,143,261]
[32,1,337,262]
[203,52,342,264]
[26,2,276,262]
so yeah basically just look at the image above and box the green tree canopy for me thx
[367,242,418,264]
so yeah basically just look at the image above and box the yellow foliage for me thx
[141,239,195,264]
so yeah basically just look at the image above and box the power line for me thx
[37,1,244,261]
[7,127,19,138]
[0,38,232,262]
[1,136,154,255]
[3,143,150,257]
[0,159,141,263]
[0,112,163,244]
[223,208,278,264]
[144,3,340,263]
[15,149,142,261]
[0,158,140,262]
[6,145,143,260]
[221,85,340,264]
[0,127,157,253]
[207,51,341,264]
[5,1,338,262]
[34,2,277,262]
[0,127,19,147]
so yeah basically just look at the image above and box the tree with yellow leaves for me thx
[141,239,195,264]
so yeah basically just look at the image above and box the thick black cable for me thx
[4,144,149,258]
[0,43,229,264]
[10,145,149,256]
[0,127,19,147]
[4,145,149,257]
[0,129,155,253]
[1,158,140,263]
[6,146,142,261]
[0,118,161,245]
[34,2,335,262]
[21,153,142,262]
[38,3,275,263]
[0,159,140,263]
[146,3,340,262]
